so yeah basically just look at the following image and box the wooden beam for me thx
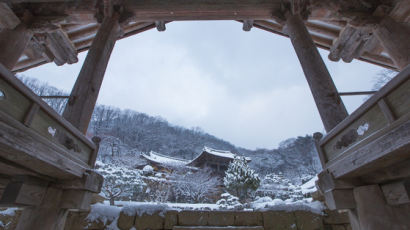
[285,14,348,132]
[57,171,103,193]
[381,179,410,205]
[59,189,92,210]
[0,176,48,207]
[63,15,120,134]
[0,23,32,70]
[339,91,377,96]
[45,29,78,66]
[374,16,410,70]
[0,3,20,29]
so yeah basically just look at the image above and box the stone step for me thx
[173,226,264,230]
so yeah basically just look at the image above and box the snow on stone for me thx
[108,201,220,211]
[143,165,154,173]
[357,123,369,136]
[300,175,318,195]
[250,197,324,215]
[0,208,18,216]
[86,203,121,225]
[142,151,190,166]
[123,203,170,217]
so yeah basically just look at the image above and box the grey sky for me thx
[21,21,384,150]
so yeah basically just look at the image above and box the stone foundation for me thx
[0,207,350,230]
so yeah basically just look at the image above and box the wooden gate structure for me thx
[0,0,409,229]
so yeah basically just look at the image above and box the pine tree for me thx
[223,157,260,201]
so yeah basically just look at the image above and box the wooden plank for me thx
[285,13,348,132]
[327,117,410,179]
[57,171,103,193]
[0,63,97,150]
[313,132,327,168]
[317,170,356,193]
[0,3,20,29]
[381,179,410,205]
[63,15,120,134]
[320,66,410,146]
[359,158,410,184]
[0,110,88,179]
[0,176,48,207]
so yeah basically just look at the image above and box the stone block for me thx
[178,211,208,226]
[208,211,235,226]
[263,211,297,230]
[294,211,324,230]
[164,210,178,229]
[323,210,349,225]
[134,212,164,230]
[234,211,263,226]
[117,211,135,230]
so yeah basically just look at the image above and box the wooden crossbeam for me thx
[0,2,20,29]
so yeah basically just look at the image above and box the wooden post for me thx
[63,15,120,133]
[285,14,348,132]
[0,23,32,70]
[374,17,410,70]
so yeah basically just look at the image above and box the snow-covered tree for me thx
[216,193,243,210]
[96,161,146,205]
[172,168,221,203]
[224,157,260,201]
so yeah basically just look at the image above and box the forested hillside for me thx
[19,76,322,183]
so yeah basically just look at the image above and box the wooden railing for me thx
[0,63,98,179]
[316,65,410,182]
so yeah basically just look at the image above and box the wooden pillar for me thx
[285,14,348,132]
[374,17,410,70]
[63,15,120,133]
[0,23,32,70]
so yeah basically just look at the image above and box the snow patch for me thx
[122,203,170,217]
[251,199,325,215]
[357,123,369,136]
[86,203,121,225]
[300,176,318,195]
[0,208,18,216]
[48,126,56,137]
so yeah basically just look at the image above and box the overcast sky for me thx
[21,21,385,150]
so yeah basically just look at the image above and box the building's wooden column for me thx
[0,23,32,70]
[285,14,348,132]
[374,17,410,70]
[63,15,120,133]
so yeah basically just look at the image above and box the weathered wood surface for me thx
[354,185,410,230]
[63,15,120,134]
[0,23,32,70]
[0,2,20,29]
[324,189,356,210]
[374,16,410,70]
[45,29,78,66]
[285,14,348,132]
[0,176,48,207]
[381,179,410,205]
[320,66,410,166]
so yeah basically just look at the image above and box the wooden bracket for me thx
[242,20,254,31]
[57,170,104,193]
[155,21,166,31]
[0,2,20,30]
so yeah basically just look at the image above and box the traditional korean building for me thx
[141,147,250,175]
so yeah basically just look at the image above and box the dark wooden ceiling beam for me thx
[0,2,20,29]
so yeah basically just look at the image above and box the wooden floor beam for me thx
[285,14,348,132]
[63,15,120,133]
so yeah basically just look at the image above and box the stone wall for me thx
[0,207,350,230]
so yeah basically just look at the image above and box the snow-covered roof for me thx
[142,151,190,167]
[188,146,251,166]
